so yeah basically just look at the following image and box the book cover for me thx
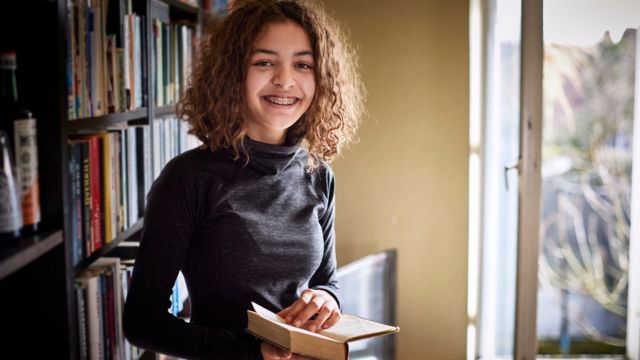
[247,302,399,360]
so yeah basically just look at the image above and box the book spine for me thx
[112,132,123,233]
[105,272,115,359]
[116,49,126,113]
[123,14,131,111]
[114,265,125,360]
[66,0,75,120]
[106,36,115,113]
[139,15,147,108]
[100,134,112,243]
[135,15,143,108]
[152,120,161,179]
[99,274,109,360]
[75,282,88,360]
[126,127,138,226]
[135,127,144,215]
[162,23,169,106]
[69,142,82,264]
[157,19,164,107]
[119,129,128,229]
[100,0,108,116]
[109,133,118,240]
[128,14,135,110]
[81,141,92,255]
[86,3,94,117]
[86,276,103,360]
[77,0,86,118]
[89,137,102,252]
[143,126,152,201]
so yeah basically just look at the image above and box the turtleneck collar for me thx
[238,136,302,175]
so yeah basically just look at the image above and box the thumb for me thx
[279,348,293,358]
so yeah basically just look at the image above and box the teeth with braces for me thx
[264,96,297,105]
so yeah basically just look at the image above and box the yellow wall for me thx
[322,1,470,359]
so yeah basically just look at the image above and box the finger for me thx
[322,310,341,329]
[292,296,325,328]
[285,290,314,323]
[305,303,333,332]
[278,306,292,319]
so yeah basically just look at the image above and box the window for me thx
[469,0,640,358]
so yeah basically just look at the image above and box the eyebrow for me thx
[253,48,314,57]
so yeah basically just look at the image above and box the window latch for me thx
[503,160,521,191]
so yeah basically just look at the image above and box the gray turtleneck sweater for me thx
[123,137,341,359]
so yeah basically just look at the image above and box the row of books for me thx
[68,127,152,265]
[75,257,142,360]
[152,115,201,178]
[67,0,146,120]
[68,118,200,265]
[152,19,195,108]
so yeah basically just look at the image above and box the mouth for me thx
[263,95,300,106]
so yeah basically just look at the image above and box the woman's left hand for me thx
[277,289,341,333]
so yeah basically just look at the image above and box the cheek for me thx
[244,70,263,98]
[304,76,316,101]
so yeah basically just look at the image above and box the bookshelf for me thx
[0,0,209,358]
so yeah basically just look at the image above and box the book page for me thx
[318,314,400,343]
[251,302,340,343]
[251,302,398,343]
[252,302,288,324]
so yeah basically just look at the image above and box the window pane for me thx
[538,1,638,355]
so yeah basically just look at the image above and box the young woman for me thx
[123,1,364,359]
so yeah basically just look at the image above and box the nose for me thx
[272,65,295,89]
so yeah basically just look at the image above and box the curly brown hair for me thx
[178,0,365,169]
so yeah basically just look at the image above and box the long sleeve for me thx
[309,165,342,309]
[122,157,261,360]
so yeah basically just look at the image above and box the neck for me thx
[246,126,287,145]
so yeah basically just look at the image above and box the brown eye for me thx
[254,60,274,67]
[296,62,313,70]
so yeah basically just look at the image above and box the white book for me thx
[126,127,138,227]
[123,14,131,110]
[84,275,103,360]
[134,15,142,108]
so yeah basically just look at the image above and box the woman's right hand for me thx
[260,342,316,360]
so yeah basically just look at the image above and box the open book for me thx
[246,302,399,360]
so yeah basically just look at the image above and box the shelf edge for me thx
[0,230,64,281]
[74,218,144,274]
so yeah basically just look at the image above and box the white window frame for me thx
[513,0,543,359]
[469,2,640,360]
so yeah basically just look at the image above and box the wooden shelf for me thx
[160,0,199,16]
[67,108,148,134]
[155,104,177,117]
[74,218,144,274]
[0,230,64,281]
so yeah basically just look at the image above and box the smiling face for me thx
[244,20,316,145]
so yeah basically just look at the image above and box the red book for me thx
[72,135,103,252]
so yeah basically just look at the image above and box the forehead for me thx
[252,20,313,53]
